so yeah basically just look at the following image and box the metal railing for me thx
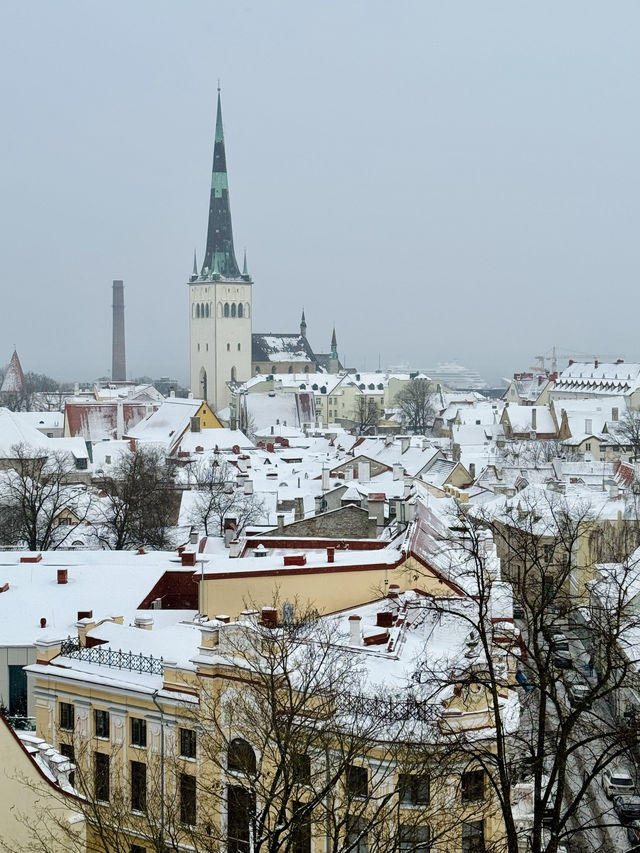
[59,638,164,675]
[337,694,440,722]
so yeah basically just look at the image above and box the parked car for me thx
[550,633,572,668]
[613,795,640,824]
[628,820,640,844]
[602,767,635,799]
[551,633,570,652]
[565,674,590,705]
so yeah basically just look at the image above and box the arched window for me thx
[217,302,223,318]
[304,365,310,373]
[205,303,210,318]
[288,366,293,373]
[245,303,251,319]
[237,303,243,318]
[231,366,237,382]
[231,303,237,318]
[255,366,261,374]
[196,304,201,319]
[224,303,230,318]
[228,738,256,774]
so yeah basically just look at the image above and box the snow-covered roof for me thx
[553,362,640,397]
[504,405,557,435]
[126,398,204,445]
[251,334,316,364]
[0,551,196,646]
[0,350,26,394]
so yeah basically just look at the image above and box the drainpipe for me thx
[151,690,165,845]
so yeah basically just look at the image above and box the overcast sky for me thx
[1,1,639,386]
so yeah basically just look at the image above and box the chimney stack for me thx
[112,280,127,382]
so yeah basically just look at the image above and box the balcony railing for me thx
[337,693,440,723]
[59,638,164,675]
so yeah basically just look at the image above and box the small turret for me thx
[300,309,307,339]
[329,327,339,374]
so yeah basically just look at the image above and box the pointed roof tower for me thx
[300,309,307,339]
[202,89,241,278]
[1,349,26,395]
[330,327,338,359]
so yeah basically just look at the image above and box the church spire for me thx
[331,326,338,357]
[300,309,307,338]
[203,89,241,278]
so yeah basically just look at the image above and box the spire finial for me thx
[193,249,198,277]
[242,248,248,277]
[217,78,221,93]
[202,86,240,277]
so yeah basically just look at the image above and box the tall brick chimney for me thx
[112,280,126,382]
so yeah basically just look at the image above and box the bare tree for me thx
[395,380,434,435]
[410,492,640,853]
[611,409,640,462]
[96,445,178,550]
[0,444,93,550]
[354,396,380,435]
[188,458,264,537]
[497,439,573,466]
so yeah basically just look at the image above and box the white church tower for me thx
[189,89,252,413]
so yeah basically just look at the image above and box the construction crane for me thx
[530,346,622,374]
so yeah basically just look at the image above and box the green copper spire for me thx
[330,327,338,359]
[202,89,241,278]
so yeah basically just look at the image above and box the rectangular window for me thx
[228,785,255,853]
[131,761,146,812]
[461,770,485,803]
[180,773,196,825]
[346,816,368,853]
[60,742,74,762]
[398,773,430,805]
[94,709,110,739]
[346,764,368,798]
[292,752,311,785]
[180,727,197,759]
[131,717,147,747]
[400,825,431,852]
[462,820,485,853]
[8,664,27,716]
[292,801,311,853]
[60,743,75,787]
[585,442,591,452]
[59,702,74,731]
[94,752,110,802]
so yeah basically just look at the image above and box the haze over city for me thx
[1,1,640,384]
